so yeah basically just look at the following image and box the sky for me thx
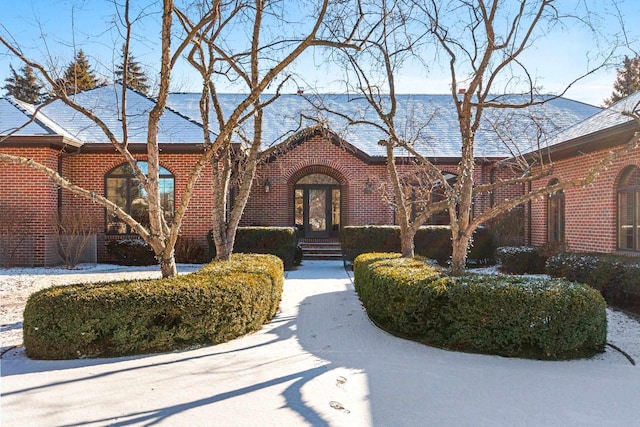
[0,0,639,106]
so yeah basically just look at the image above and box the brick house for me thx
[4,84,634,267]
[529,92,640,255]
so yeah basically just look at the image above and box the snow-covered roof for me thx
[4,85,603,158]
[167,93,600,158]
[542,91,640,149]
[0,96,59,136]
[36,85,206,144]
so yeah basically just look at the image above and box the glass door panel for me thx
[308,188,327,233]
[295,189,304,229]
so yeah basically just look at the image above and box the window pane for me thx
[106,177,127,233]
[295,189,304,227]
[547,191,564,242]
[159,177,174,222]
[619,191,635,250]
[332,189,340,230]
[296,174,339,185]
[106,162,174,234]
[308,188,327,231]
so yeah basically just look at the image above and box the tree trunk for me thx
[400,225,416,258]
[450,234,471,276]
[159,254,177,278]
[215,240,233,261]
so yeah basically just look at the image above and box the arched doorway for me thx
[294,173,341,238]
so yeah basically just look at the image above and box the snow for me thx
[1,261,640,426]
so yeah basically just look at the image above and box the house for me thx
[2,84,635,267]
[528,92,640,254]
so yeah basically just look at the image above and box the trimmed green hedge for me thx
[354,253,606,359]
[208,227,301,270]
[106,239,156,266]
[341,225,496,265]
[497,246,547,274]
[547,252,640,313]
[23,254,284,359]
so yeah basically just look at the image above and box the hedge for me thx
[547,252,640,313]
[23,254,284,359]
[208,227,301,270]
[354,253,606,359]
[341,225,496,265]
[496,246,547,274]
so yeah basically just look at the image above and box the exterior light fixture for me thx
[264,179,271,193]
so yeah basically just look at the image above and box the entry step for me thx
[299,241,343,260]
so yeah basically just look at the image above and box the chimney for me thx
[297,87,304,95]
[458,88,466,95]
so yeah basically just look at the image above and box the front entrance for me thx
[295,174,341,238]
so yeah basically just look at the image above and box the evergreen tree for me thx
[3,64,44,103]
[604,55,640,106]
[55,49,98,96]
[115,46,150,94]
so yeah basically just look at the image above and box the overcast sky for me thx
[1,0,638,106]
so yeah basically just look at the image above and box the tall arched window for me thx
[618,166,640,251]
[105,162,175,234]
[547,179,565,242]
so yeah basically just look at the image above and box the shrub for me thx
[547,253,640,313]
[23,254,284,359]
[208,227,300,270]
[497,246,547,274]
[487,207,525,247]
[341,226,496,265]
[198,253,284,319]
[55,210,97,269]
[354,253,606,359]
[106,239,156,266]
[175,237,209,264]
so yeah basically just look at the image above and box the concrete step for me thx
[299,241,343,260]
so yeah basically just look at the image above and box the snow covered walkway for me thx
[1,260,639,426]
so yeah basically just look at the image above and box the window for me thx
[618,166,640,251]
[105,162,174,234]
[547,179,565,242]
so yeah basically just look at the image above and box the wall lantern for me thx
[264,179,271,193]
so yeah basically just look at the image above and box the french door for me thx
[295,185,340,238]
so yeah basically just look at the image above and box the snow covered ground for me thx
[1,261,639,426]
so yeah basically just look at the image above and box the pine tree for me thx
[115,46,150,95]
[604,55,640,106]
[55,49,98,96]
[3,64,44,103]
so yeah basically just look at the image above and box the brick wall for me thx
[531,146,640,253]
[243,135,394,227]
[243,134,498,229]
[0,147,60,266]
[62,153,215,262]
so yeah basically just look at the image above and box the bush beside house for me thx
[547,253,640,313]
[341,225,496,265]
[208,227,301,270]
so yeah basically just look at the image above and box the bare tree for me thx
[174,0,363,260]
[325,0,638,274]
[0,0,221,277]
[308,0,451,257]
[406,0,639,275]
[1,0,365,273]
